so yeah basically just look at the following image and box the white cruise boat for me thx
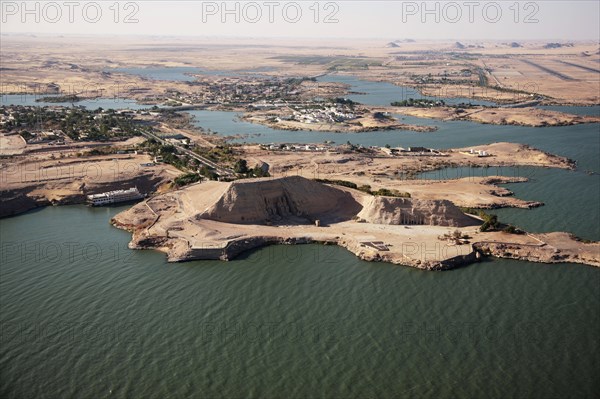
[87,187,145,206]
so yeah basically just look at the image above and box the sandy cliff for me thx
[198,176,362,225]
[357,197,478,227]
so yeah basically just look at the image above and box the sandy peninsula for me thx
[111,176,599,270]
[390,106,600,127]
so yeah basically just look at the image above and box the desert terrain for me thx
[1,35,598,105]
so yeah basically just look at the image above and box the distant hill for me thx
[544,42,574,49]
[389,39,415,44]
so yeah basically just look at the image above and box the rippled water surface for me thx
[1,206,599,399]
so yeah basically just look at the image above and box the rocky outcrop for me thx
[473,232,600,267]
[357,196,478,227]
[197,176,362,225]
[340,236,479,270]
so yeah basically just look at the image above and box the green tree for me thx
[358,184,372,194]
[480,214,499,232]
[234,159,249,174]
[199,166,218,180]
[252,165,270,178]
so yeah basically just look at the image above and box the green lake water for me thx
[1,206,599,399]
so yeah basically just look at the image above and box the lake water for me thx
[538,105,600,117]
[318,75,499,107]
[1,72,599,398]
[189,108,599,167]
[1,205,599,399]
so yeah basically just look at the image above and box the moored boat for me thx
[87,187,145,206]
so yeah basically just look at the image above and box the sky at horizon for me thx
[1,1,599,41]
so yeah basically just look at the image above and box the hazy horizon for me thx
[2,31,600,43]
[1,1,599,41]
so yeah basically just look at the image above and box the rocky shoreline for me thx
[112,219,599,270]
[472,232,600,267]
[114,229,482,271]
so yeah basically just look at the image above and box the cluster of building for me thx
[380,146,445,156]
[26,130,67,144]
[463,148,491,157]
[411,67,477,86]
[284,104,356,124]
[0,109,16,127]
[161,134,190,146]
[1,105,68,143]
[260,142,447,157]
[161,77,303,106]
[262,143,331,152]
[3,104,150,146]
